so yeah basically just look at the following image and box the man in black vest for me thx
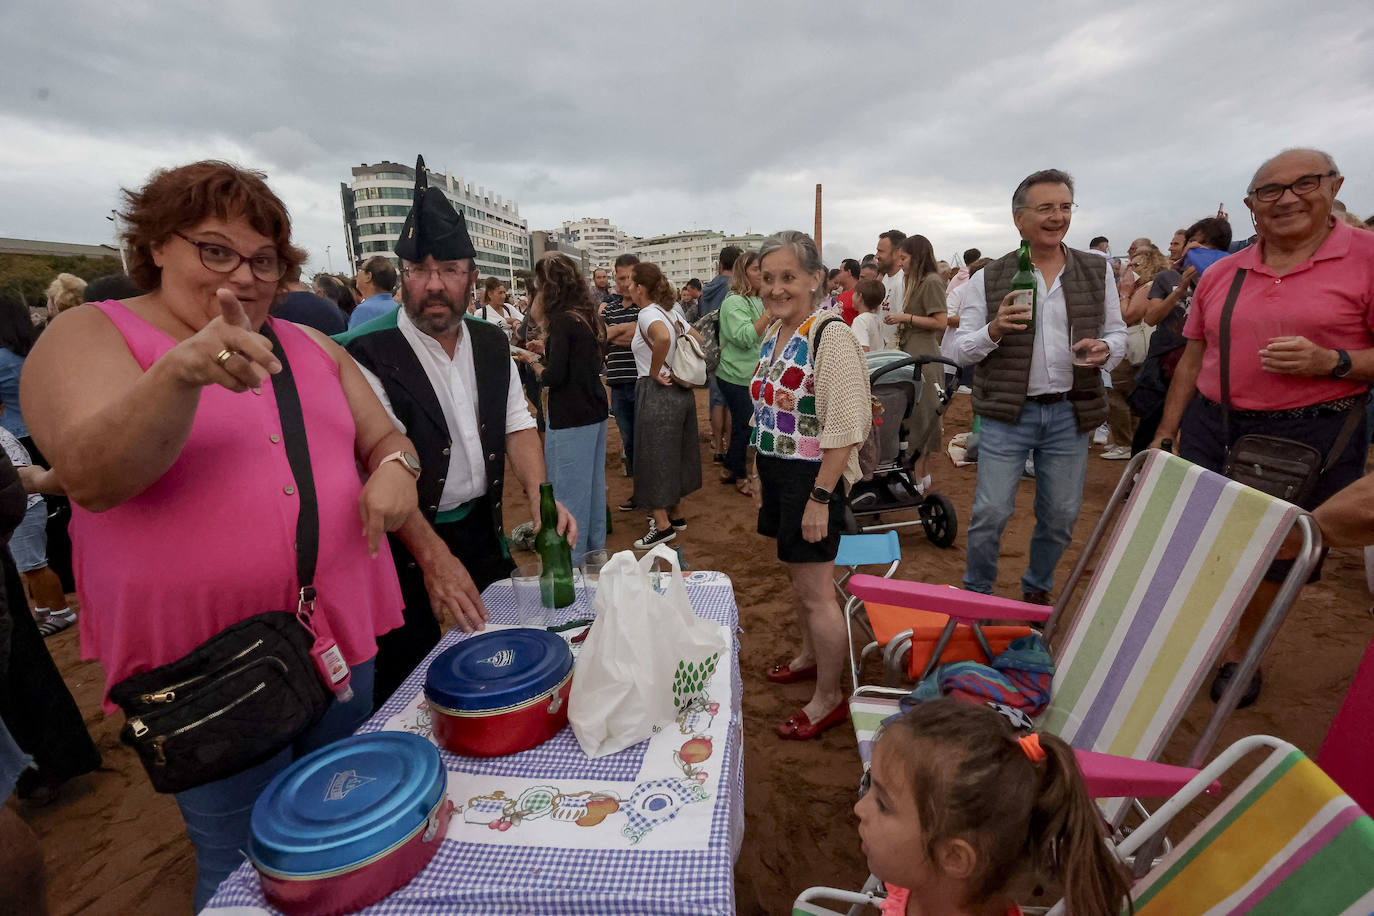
[952,169,1126,604]
[339,156,575,707]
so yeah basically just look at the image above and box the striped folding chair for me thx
[848,450,1321,821]
[1059,735,1374,916]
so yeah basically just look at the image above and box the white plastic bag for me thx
[568,544,728,758]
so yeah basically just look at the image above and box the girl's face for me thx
[854,740,930,891]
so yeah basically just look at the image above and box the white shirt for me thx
[953,253,1125,396]
[357,308,535,511]
[851,311,886,353]
[879,269,905,347]
[631,305,679,378]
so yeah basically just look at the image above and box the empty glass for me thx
[511,561,548,628]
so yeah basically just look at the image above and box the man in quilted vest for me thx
[952,169,1126,603]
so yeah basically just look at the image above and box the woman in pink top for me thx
[21,161,418,909]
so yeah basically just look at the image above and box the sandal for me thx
[36,609,77,638]
[735,479,752,496]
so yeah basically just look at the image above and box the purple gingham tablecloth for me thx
[205,570,744,916]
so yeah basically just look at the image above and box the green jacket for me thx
[716,293,765,386]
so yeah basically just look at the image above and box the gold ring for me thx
[215,348,235,366]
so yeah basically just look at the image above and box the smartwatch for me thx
[1331,349,1353,379]
[810,485,833,505]
[380,450,422,479]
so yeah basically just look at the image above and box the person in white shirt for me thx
[851,278,887,353]
[953,169,1126,605]
[875,229,907,348]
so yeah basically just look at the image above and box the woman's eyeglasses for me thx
[175,232,285,282]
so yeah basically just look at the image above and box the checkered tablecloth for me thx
[204,570,744,916]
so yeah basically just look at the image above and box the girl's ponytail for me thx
[1028,733,1133,914]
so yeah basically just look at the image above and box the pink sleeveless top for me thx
[74,302,404,711]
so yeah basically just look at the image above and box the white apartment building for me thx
[341,161,530,283]
[630,230,768,290]
[560,218,634,271]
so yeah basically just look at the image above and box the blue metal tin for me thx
[248,731,445,877]
[424,628,573,713]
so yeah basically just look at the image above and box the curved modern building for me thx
[340,161,530,282]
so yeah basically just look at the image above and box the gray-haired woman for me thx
[746,231,872,741]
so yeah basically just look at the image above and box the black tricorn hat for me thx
[393,155,477,262]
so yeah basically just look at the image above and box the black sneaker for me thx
[633,521,676,549]
[670,517,687,531]
[617,500,637,512]
[1210,662,1262,708]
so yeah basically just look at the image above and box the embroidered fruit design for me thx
[575,795,620,828]
[487,819,513,832]
[678,736,713,765]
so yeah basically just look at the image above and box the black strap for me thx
[1218,267,1365,471]
[810,315,842,366]
[259,322,319,598]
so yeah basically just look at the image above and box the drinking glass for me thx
[511,561,548,628]
[1070,320,1097,367]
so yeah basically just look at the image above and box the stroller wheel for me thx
[919,493,958,548]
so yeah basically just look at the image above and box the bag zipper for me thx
[129,656,285,737]
[138,638,267,704]
[148,681,267,766]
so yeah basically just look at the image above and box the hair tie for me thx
[1018,733,1047,763]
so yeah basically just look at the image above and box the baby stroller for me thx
[847,350,959,547]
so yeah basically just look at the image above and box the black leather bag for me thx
[109,324,332,794]
[1216,269,1362,504]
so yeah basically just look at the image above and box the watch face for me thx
[400,452,421,474]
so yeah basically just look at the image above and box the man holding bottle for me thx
[952,168,1126,604]
[337,156,575,707]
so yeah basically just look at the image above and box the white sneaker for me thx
[1100,446,1132,460]
[1093,423,1110,445]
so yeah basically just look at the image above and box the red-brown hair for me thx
[118,160,307,291]
[630,262,676,308]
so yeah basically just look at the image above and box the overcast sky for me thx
[3,1,1372,276]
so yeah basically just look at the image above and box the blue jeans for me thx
[175,658,375,911]
[609,384,636,471]
[717,378,755,480]
[544,420,608,557]
[962,402,1090,596]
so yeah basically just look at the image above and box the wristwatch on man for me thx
[379,450,422,479]
[809,485,833,505]
[1331,349,1353,379]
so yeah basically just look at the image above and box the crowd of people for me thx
[1,146,1372,915]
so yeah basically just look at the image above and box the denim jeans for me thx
[716,378,755,480]
[962,401,1090,596]
[175,658,376,911]
[609,383,636,471]
[544,420,608,557]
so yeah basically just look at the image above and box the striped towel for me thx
[1132,749,1374,915]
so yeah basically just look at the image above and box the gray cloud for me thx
[1,0,1371,273]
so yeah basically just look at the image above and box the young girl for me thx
[855,699,1132,915]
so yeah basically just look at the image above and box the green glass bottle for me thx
[1009,240,1037,334]
[535,482,575,609]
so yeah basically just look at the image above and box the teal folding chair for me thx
[832,531,901,687]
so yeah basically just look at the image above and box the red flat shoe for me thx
[766,661,818,684]
[777,702,848,740]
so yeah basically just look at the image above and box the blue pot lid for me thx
[249,732,444,876]
[423,628,573,713]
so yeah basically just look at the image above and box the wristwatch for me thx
[380,450,422,479]
[1331,349,1353,379]
[810,485,833,505]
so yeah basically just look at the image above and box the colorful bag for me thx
[899,634,1055,717]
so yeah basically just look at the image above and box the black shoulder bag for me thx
[1218,269,1363,504]
[110,323,334,794]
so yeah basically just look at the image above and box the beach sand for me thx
[20,390,1374,915]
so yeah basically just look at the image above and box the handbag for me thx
[109,323,335,793]
[1216,269,1363,504]
[1125,320,1153,366]
[657,306,708,388]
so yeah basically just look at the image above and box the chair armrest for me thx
[846,575,1053,624]
[1075,748,1222,799]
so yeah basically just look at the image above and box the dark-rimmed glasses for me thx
[1249,171,1338,203]
[175,232,285,281]
[402,265,472,284]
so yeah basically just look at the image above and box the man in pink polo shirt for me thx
[1154,147,1374,707]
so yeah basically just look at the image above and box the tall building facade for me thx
[559,218,634,271]
[529,229,592,278]
[630,230,768,289]
[340,161,530,282]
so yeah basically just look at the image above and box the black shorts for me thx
[1180,394,1369,582]
[756,455,849,564]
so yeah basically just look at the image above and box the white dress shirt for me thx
[953,253,1125,395]
[880,269,905,347]
[358,308,535,511]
